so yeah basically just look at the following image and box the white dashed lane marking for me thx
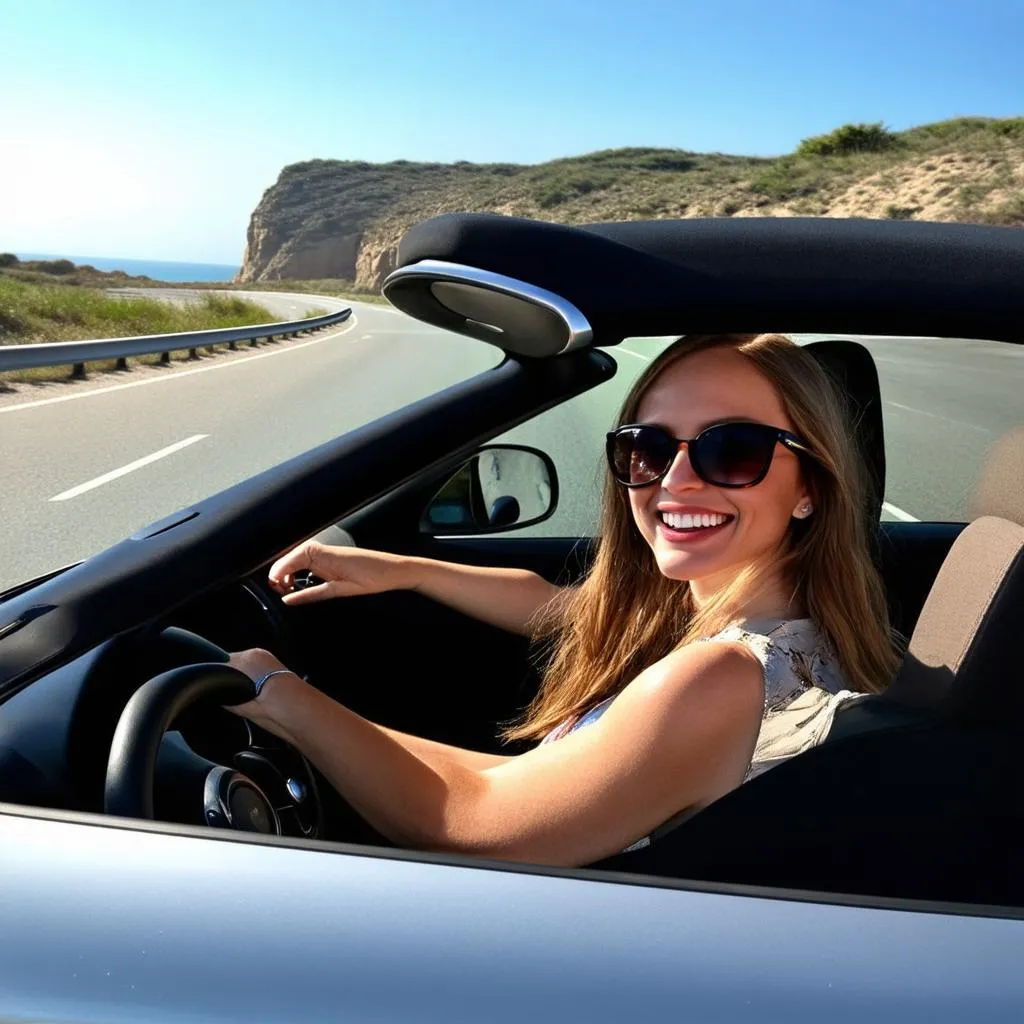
[49,434,208,502]
[881,501,919,522]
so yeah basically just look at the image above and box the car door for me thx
[3,801,1024,1023]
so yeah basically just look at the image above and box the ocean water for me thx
[15,253,240,283]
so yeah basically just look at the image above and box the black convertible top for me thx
[388,213,1024,348]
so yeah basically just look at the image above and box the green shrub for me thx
[797,122,899,157]
[748,159,825,200]
[0,253,19,268]
[31,258,78,275]
[884,204,920,220]
[990,117,1024,139]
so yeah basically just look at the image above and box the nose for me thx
[661,442,704,491]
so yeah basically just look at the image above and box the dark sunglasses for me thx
[606,421,811,488]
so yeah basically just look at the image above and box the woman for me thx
[228,333,898,866]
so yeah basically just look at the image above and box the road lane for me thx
[0,299,499,588]
[1,309,1020,591]
[49,434,209,501]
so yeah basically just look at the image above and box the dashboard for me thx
[0,576,320,836]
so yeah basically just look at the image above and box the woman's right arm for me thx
[267,541,570,637]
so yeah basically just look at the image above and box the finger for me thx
[279,580,364,605]
[269,545,315,588]
[279,582,335,606]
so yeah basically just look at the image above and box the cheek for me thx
[628,492,655,540]
[735,475,799,537]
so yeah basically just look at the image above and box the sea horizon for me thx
[14,252,240,283]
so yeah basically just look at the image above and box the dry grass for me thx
[0,278,302,387]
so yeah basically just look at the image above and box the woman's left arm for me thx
[229,643,764,866]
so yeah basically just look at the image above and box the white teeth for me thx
[660,511,728,530]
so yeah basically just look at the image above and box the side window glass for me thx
[818,335,1018,524]
[489,339,675,537]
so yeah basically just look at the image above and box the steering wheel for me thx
[104,629,322,838]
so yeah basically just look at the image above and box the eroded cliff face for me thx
[236,159,486,288]
[237,125,1024,291]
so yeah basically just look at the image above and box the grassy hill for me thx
[0,258,286,385]
[238,117,1024,290]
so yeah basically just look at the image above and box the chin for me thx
[653,552,718,582]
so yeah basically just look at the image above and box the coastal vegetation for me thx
[0,260,282,386]
[237,116,1024,289]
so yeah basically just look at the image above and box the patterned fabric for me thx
[700,618,864,782]
[540,617,865,850]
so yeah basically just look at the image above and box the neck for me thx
[689,565,805,622]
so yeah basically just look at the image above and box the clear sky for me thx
[3,0,1021,263]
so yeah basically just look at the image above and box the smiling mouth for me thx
[659,511,733,530]
[656,510,734,541]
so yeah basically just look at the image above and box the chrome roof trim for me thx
[383,259,594,354]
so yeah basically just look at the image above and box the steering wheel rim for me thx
[104,663,256,819]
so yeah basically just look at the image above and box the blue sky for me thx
[3,0,1022,263]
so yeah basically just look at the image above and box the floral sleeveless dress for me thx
[540,617,865,849]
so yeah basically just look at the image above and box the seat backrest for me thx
[971,425,1024,525]
[886,515,1024,726]
[804,339,886,523]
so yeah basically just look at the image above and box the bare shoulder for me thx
[630,638,766,719]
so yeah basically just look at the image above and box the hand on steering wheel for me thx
[223,648,307,747]
[104,630,321,839]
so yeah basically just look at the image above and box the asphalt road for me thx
[1,296,1020,592]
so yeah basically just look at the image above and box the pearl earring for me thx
[795,504,813,518]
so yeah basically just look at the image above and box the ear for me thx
[792,499,814,520]
[792,476,816,521]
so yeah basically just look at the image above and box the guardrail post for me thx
[0,308,349,375]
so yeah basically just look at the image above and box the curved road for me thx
[1,293,1021,591]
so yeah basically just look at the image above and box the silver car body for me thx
[2,803,1023,1022]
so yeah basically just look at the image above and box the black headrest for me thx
[804,340,885,523]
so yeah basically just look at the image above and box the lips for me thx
[659,510,731,530]
[655,509,734,544]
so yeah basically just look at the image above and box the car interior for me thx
[1,214,1021,912]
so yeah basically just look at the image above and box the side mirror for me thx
[421,445,558,535]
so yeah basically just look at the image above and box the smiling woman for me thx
[224,331,898,865]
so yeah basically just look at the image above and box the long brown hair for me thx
[505,333,898,743]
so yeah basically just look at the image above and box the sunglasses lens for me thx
[608,427,676,485]
[694,424,777,486]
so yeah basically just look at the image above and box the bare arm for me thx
[268,541,570,638]
[406,555,571,637]
[230,642,764,866]
[376,725,512,771]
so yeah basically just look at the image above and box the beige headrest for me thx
[889,515,1024,725]
[971,426,1024,525]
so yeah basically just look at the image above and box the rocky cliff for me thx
[237,118,1024,291]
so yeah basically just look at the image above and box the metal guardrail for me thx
[0,308,352,377]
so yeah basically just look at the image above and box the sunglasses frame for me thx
[606,421,812,489]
